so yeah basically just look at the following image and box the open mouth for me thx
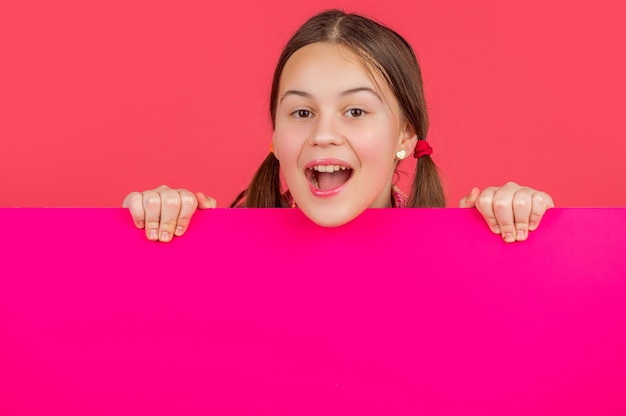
[307,164,354,193]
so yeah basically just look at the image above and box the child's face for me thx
[273,42,416,227]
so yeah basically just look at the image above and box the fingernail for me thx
[175,226,184,236]
[517,230,526,241]
[160,231,170,242]
[149,229,158,240]
[137,220,144,229]
[529,222,537,231]
[503,232,515,242]
[493,225,501,234]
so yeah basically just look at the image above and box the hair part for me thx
[232,9,445,208]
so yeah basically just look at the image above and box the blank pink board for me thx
[1,208,625,415]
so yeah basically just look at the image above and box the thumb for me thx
[195,192,217,209]
[459,187,481,208]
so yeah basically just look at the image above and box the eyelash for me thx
[290,108,367,119]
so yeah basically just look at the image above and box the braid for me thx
[230,153,288,208]
[407,153,445,208]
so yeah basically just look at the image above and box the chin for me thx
[301,205,360,228]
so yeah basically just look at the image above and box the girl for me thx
[123,9,554,243]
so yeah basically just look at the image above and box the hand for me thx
[459,182,554,243]
[122,185,216,242]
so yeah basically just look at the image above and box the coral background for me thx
[1,0,624,207]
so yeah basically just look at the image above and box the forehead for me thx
[280,42,391,97]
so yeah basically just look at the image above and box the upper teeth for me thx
[310,165,348,172]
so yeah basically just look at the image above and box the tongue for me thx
[316,170,351,191]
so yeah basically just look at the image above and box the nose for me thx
[308,112,345,147]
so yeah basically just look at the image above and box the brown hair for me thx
[231,9,445,208]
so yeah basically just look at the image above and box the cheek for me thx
[273,128,302,167]
[353,123,398,164]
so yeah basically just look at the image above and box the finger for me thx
[459,187,481,208]
[196,192,217,209]
[158,188,182,242]
[474,187,500,234]
[491,186,517,243]
[529,191,555,231]
[142,190,162,241]
[511,187,535,241]
[122,192,146,229]
[174,190,199,236]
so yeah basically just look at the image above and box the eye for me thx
[292,109,313,119]
[346,108,366,118]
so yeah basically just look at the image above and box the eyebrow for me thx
[341,87,383,102]
[279,90,312,103]
[279,87,383,104]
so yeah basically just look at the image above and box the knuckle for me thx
[124,192,143,210]
[163,196,180,207]
[492,197,509,210]
[159,219,177,230]
[144,196,161,207]
[533,193,545,205]
[499,223,515,233]
[129,193,142,205]
[515,221,529,230]
[181,194,198,206]
[145,221,160,229]
[476,195,492,210]
[176,218,190,227]
[513,197,528,209]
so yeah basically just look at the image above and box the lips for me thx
[305,160,353,196]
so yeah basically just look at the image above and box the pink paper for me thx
[1,208,625,415]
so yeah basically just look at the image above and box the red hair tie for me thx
[413,140,433,159]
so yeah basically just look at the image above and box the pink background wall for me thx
[1,0,625,208]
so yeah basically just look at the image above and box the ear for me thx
[397,121,418,156]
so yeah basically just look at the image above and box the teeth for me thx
[310,165,349,172]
